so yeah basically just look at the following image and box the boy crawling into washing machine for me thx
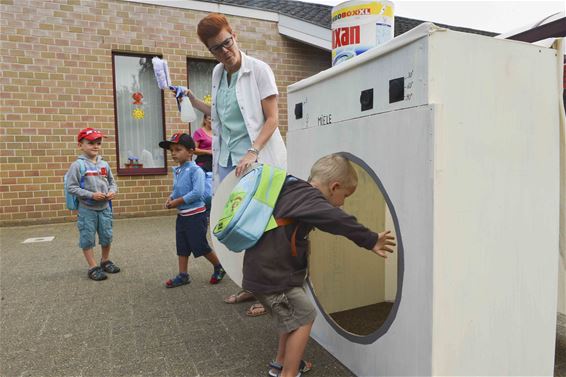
[242,153,396,377]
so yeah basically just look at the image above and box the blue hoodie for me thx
[171,161,206,214]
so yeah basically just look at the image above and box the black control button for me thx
[389,77,404,103]
[294,103,303,119]
[360,89,373,111]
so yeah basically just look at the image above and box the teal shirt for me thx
[216,70,251,167]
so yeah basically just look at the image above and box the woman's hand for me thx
[173,88,210,116]
[185,89,195,100]
[235,151,257,177]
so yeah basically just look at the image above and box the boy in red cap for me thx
[66,128,119,281]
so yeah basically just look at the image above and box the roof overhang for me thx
[121,0,331,50]
[278,15,331,51]
[496,11,565,48]
[506,16,566,43]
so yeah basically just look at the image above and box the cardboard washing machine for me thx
[285,23,561,376]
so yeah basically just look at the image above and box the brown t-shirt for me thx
[242,178,379,294]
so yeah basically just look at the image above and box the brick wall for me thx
[0,0,331,226]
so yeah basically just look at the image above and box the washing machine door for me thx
[287,105,435,376]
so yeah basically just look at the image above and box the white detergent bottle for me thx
[180,96,197,123]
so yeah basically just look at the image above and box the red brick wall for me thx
[0,0,331,226]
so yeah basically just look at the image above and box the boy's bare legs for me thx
[99,244,120,273]
[83,248,97,269]
[272,332,288,371]
[101,244,111,262]
[204,250,226,284]
[178,255,189,273]
[165,255,189,287]
[279,321,314,377]
[203,250,220,266]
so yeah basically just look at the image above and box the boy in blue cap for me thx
[159,132,225,287]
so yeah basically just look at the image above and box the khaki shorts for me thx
[254,287,317,334]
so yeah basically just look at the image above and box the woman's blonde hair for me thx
[308,154,358,188]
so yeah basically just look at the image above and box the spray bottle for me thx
[180,95,197,123]
[152,57,197,123]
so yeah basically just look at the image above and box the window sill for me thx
[117,167,167,176]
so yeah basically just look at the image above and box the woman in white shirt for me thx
[185,13,287,318]
[186,13,286,187]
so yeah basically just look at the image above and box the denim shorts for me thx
[176,213,212,257]
[77,206,113,249]
[254,286,317,334]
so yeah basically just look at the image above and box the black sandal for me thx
[101,260,120,273]
[88,266,107,281]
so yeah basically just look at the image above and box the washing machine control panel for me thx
[288,38,428,131]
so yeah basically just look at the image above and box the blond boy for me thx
[242,154,395,377]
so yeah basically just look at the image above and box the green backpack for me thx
[213,164,292,252]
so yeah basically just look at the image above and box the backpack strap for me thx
[101,160,113,211]
[275,218,299,257]
[258,165,287,232]
[270,176,303,256]
[275,218,294,227]
[77,159,86,189]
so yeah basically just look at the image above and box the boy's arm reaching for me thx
[280,183,393,253]
[372,230,396,258]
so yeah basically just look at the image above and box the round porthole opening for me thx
[308,153,403,343]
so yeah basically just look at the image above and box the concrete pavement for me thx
[1,216,565,376]
[0,216,352,377]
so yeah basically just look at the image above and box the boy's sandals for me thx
[88,266,107,281]
[246,303,267,317]
[268,360,312,377]
[223,290,254,304]
[165,273,191,288]
[100,260,120,273]
[209,267,226,284]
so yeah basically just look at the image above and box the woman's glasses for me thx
[208,36,234,54]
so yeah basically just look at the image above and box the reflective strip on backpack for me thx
[258,165,287,233]
[254,165,286,206]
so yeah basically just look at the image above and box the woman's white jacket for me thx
[210,51,287,188]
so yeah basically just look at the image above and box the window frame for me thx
[186,56,217,136]
[111,51,168,176]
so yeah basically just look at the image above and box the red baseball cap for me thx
[77,128,104,142]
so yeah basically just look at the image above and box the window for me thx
[112,52,167,175]
[187,58,216,134]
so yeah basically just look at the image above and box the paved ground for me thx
[1,216,565,377]
[0,216,353,377]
